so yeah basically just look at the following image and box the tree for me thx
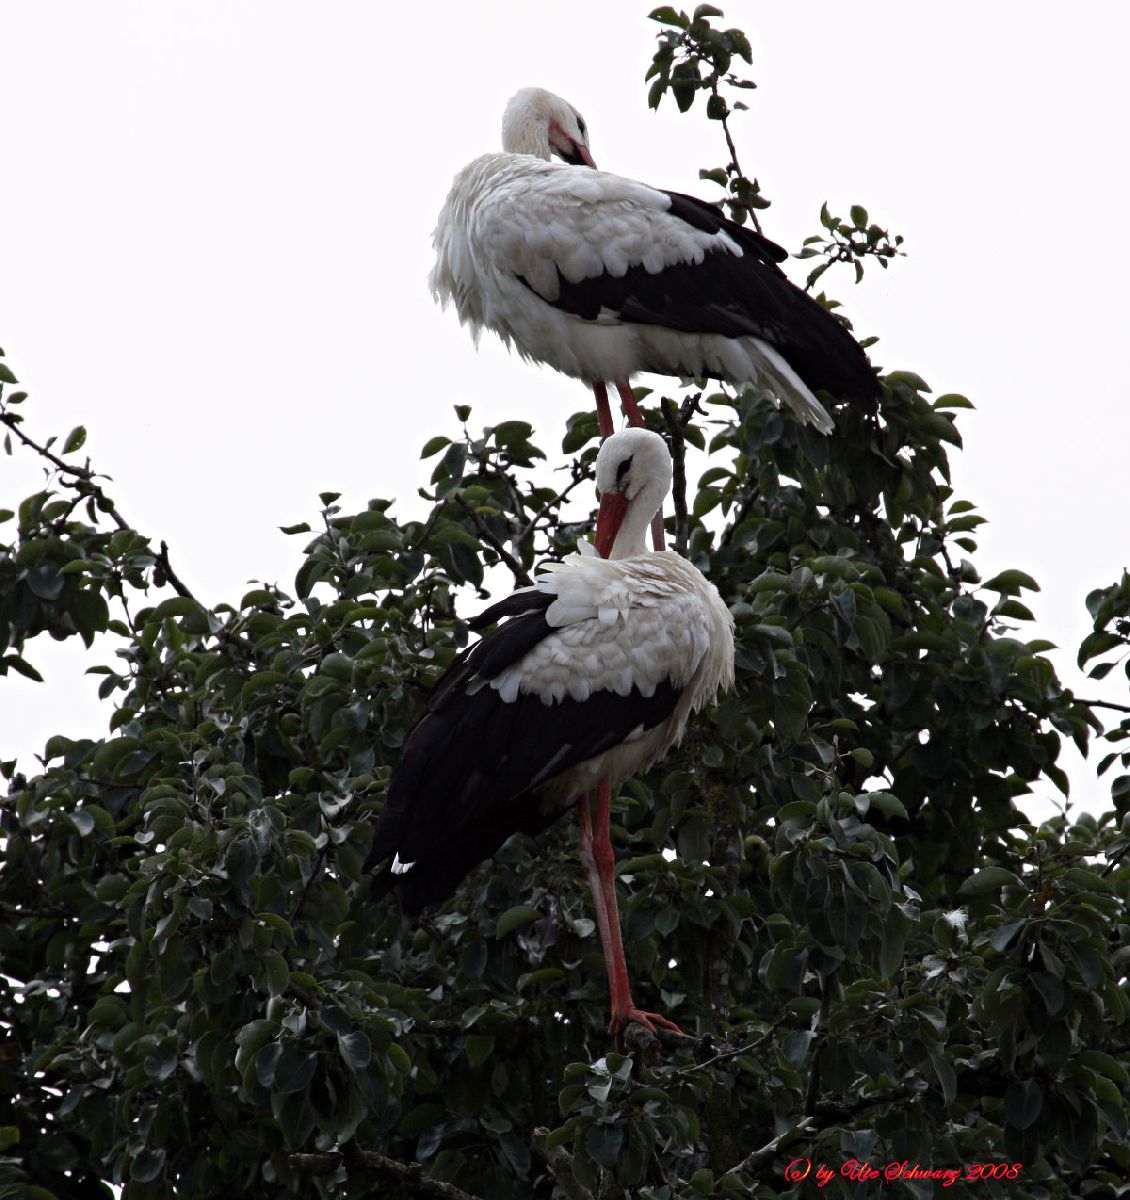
[2,8,1129,1198]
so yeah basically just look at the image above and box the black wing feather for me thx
[525,188,879,403]
[366,592,682,915]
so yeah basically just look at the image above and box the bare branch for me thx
[660,398,690,556]
[157,540,194,600]
[289,1145,485,1199]
[722,1116,816,1179]
[1077,697,1130,715]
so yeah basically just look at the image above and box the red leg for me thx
[592,382,614,440]
[614,379,646,428]
[614,381,666,551]
[577,781,683,1045]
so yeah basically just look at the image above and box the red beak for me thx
[595,491,629,559]
[549,120,597,169]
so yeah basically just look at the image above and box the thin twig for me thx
[1077,697,1130,715]
[719,473,760,548]
[289,846,328,924]
[0,411,129,531]
[454,496,533,587]
[2,408,197,601]
[668,1020,783,1083]
[517,466,590,544]
[1101,842,1130,878]
[157,541,193,599]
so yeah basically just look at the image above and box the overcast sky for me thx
[2,2,1127,819]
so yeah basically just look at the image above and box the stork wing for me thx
[473,159,879,401]
[366,572,711,913]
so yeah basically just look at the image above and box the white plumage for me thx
[366,428,734,916]
[430,87,882,436]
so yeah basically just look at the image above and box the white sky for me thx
[2,2,1127,819]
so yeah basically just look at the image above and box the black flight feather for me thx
[519,189,880,404]
[366,590,682,915]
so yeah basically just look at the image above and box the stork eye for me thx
[615,455,633,482]
[576,115,587,137]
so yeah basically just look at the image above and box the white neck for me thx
[610,476,665,559]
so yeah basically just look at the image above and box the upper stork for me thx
[367,428,735,1041]
[430,86,882,440]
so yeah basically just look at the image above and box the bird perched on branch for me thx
[430,86,881,440]
[367,427,734,1041]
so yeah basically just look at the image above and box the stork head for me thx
[594,428,672,560]
[502,87,596,167]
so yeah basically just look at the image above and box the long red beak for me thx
[595,491,629,559]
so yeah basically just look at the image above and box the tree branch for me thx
[722,1117,816,1179]
[668,1021,782,1082]
[1,407,198,601]
[1,410,128,531]
[532,1128,595,1200]
[288,1145,485,1199]
[660,398,690,556]
[1077,697,1130,715]
[454,496,533,588]
[157,540,193,599]
[517,465,590,545]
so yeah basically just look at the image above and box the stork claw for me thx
[610,1006,684,1053]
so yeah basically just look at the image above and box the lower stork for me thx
[367,428,735,1041]
[430,87,882,442]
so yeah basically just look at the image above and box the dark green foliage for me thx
[3,10,1130,1197]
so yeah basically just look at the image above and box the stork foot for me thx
[609,1006,684,1053]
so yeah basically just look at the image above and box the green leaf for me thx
[983,569,1040,595]
[262,949,289,996]
[3,655,44,683]
[928,1046,956,1105]
[150,596,207,621]
[337,1031,371,1072]
[1077,1049,1130,1084]
[465,1033,495,1070]
[495,905,540,938]
[867,792,908,820]
[585,1121,625,1169]
[63,425,87,453]
[1004,1080,1043,1130]
[957,866,1020,896]
[130,1147,166,1182]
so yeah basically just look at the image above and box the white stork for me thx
[367,428,735,1041]
[430,86,882,441]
